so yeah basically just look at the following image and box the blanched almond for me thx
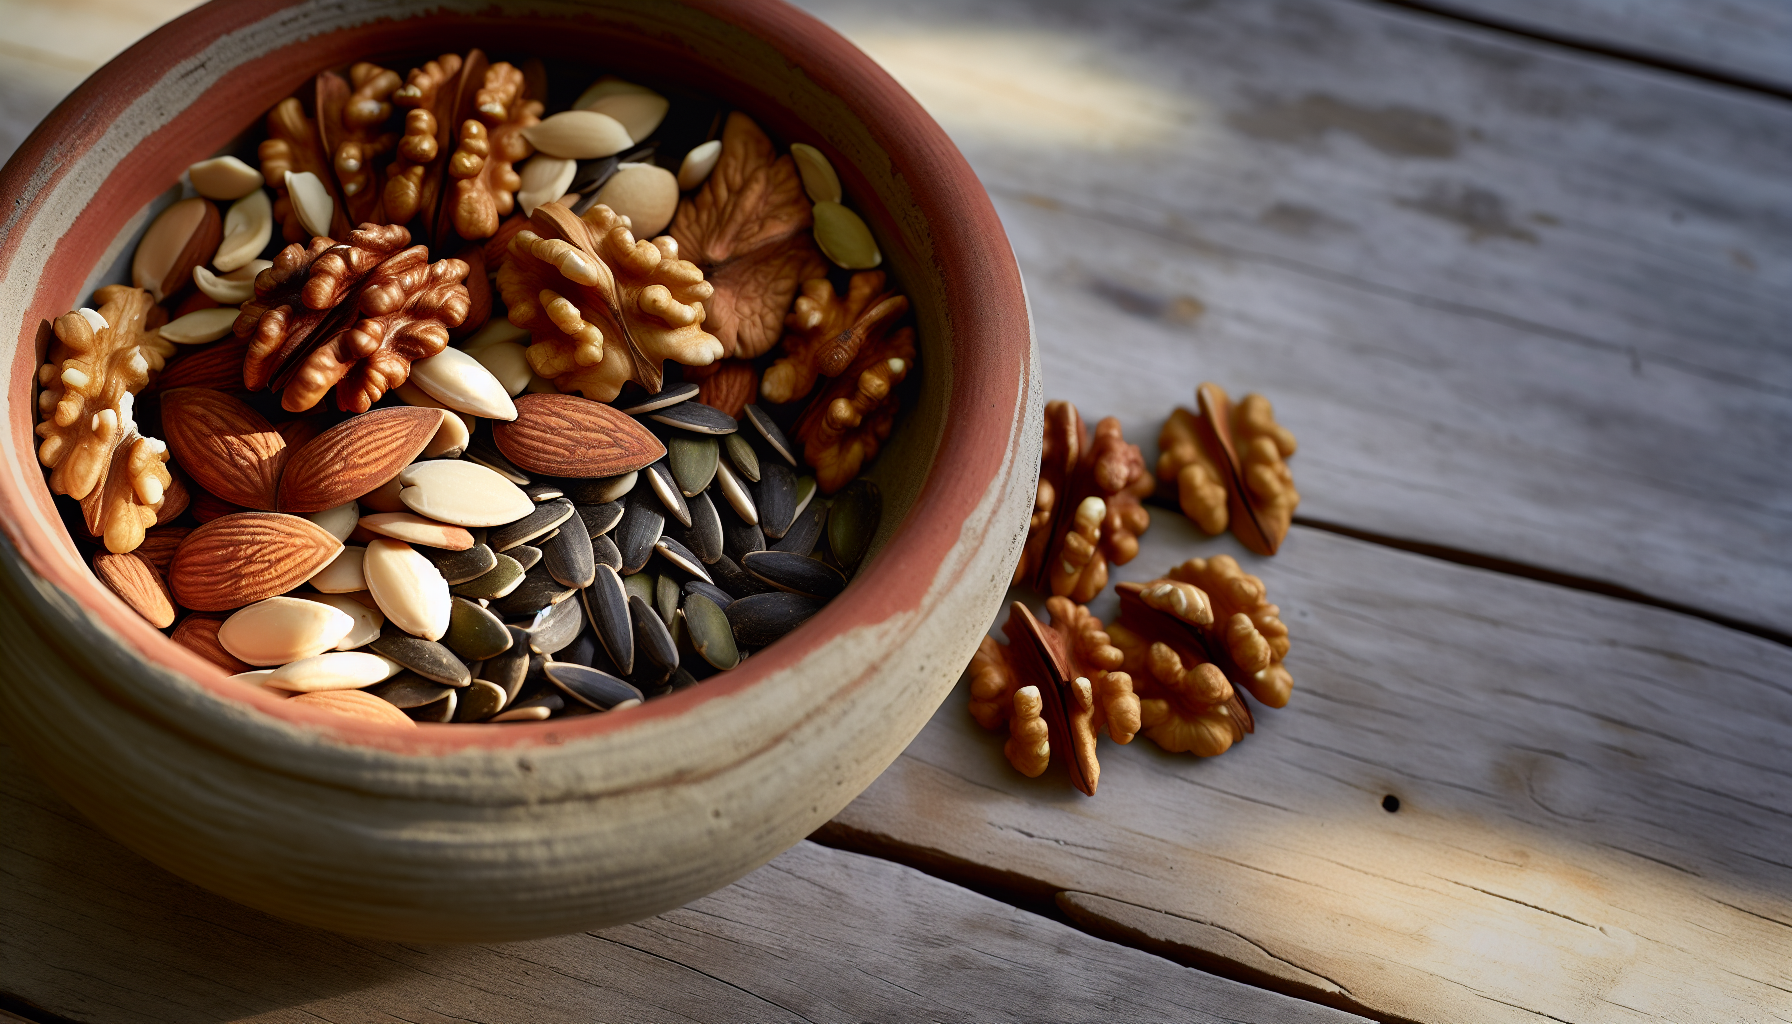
[218,596,356,665]
[193,259,271,304]
[408,346,518,419]
[516,155,577,218]
[285,170,333,238]
[593,163,678,237]
[263,651,402,692]
[299,592,384,649]
[188,156,264,200]
[583,91,668,143]
[397,460,534,527]
[422,410,471,458]
[523,110,633,159]
[132,197,221,302]
[364,538,452,640]
[213,189,272,272]
[473,341,532,397]
[159,307,240,345]
[573,75,656,109]
[677,140,722,191]
[309,545,367,593]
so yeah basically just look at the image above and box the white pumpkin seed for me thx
[523,110,633,160]
[187,156,264,200]
[422,408,471,458]
[473,341,533,397]
[285,170,334,239]
[516,155,577,218]
[218,596,356,666]
[574,76,656,108]
[263,651,403,692]
[813,201,881,269]
[363,538,452,641]
[359,512,473,550]
[677,140,722,191]
[309,545,368,593]
[157,307,240,345]
[307,501,360,542]
[193,259,271,304]
[399,460,535,527]
[213,189,272,272]
[583,91,668,143]
[298,592,385,649]
[593,163,678,237]
[228,669,276,685]
[409,346,519,420]
[790,144,842,204]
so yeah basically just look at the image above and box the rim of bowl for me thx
[0,0,1030,756]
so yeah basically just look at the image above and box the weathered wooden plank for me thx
[825,520,1792,1024]
[792,0,1792,635]
[1403,0,1792,93]
[0,741,1366,1024]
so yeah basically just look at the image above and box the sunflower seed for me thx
[630,594,678,687]
[714,458,758,525]
[668,435,719,496]
[654,573,681,627]
[742,405,796,465]
[567,154,619,195]
[742,549,847,600]
[545,662,644,711]
[682,592,739,670]
[508,544,543,571]
[369,622,471,686]
[792,476,818,521]
[718,496,765,562]
[418,542,499,585]
[453,552,527,599]
[674,490,723,564]
[446,597,512,661]
[582,566,635,675]
[757,461,797,540]
[488,497,575,552]
[726,591,825,647]
[491,566,577,617]
[479,626,532,704]
[541,519,596,589]
[827,479,881,571]
[722,432,761,482]
[669,665,700,690]
[466,431,532,486]
[452,678,508,722]
[653,535,713,583]
[558,627,599,668]
[616,491,664,574]
[367,672,452,709]
[565,471,637,504]
[773,501,826,556]
[645,459,691,527]
[526,596,584,655]
[649,401,736,435]
[613,381,697,415]
[592,533,622,571]
[709,553,774,599]
[577,501,624,537]
[684,579,734,610]
[405,689,459,723]
[526,483,566,503]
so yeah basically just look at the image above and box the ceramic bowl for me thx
[0,0,1038,942]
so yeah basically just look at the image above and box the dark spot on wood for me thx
[1257,202,1337,237]
[1382,795,1400,813]
[1228,92,1458,158]
[1085,278,1204,325]
[1397,182,1538,243]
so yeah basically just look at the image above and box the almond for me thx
[132,197,222,302]
[94,551,176,628]
[277,406,447,514]
[171,613,253,673]
[168,511,343,611]
[156,336,253,391]
[287,688,417,728]
[135,526,193,572]
[155,470,191,525]
[493,393,666,477]
[161,388,288,511]
[191,491,248,523]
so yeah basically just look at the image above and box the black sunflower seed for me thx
[525,596,584,655]
[565,471,638,504]
[581,565,634,676]
[525,483,565,503]
[756,461,797,540]
[369,624,471,686]
[466,430,531,485]
[718,495,764,562]
[673,490,724,564]
[591,532,622,571]
[713,458,759,526]
[577,501,624,537]
[741,549,847,600]
[490,566,577,618]
[684,578,735,610]
[544,661,645,711]
[726,591,825,647]
[508,544,543,571]
[405,690,458,722]
[773,500,826,556]
[489,498,575,552]
[616,490,665,574]
[558,627,599,668]
[629,594,678,688]
[709,553,775,599]
[612,380,698,415]
[653,535,714,583]
[418,542,499,585]
[645,459,691,527]
[649,401,737,435]
[478,626,532,704]
[742,404,796,464]
[366,672,451,709]
[542,519,596,589]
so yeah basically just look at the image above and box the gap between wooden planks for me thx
[823,520,1792,1024]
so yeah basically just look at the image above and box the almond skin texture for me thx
[94,551,176,628]
[168,512,344,611]
[135,526,192,572]
[160,388,288,511]
[171,614,253,673]
[493,393,666,477]
[277,406,447,514]
[287,688,417,728]
[156,336,253,391]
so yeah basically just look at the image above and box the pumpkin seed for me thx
[773,501,826,557]
[616,490,665,574]
[649,401,737,435]
[654,573,681,627]
[488,497,575,552]
[419,543,499,585]
[452,678,508,722]
[813,201,881,269]
[713,458,759,525]
[364,538,452,641]
[726,591,825,647]
[566,471,637,504]
[491,566,577,618]
[613,381,698,415]
[622,571,657,607]
[264,651,403,692]
[446,597,512,661]
[582,565,635,675]
[682,592,739,670]
[369,622,471,686]
[368,672,453,709]
[645,459,691,527]
[742,549,847,600]
[307,501,361,542]
[309,545,367,594]
[399,460,534,527]
[544,662,644,711]
[358,512,473,551]
[674,490,723,564]
[742,405,796,465]
[577,501,624,537]
[405,688,458,723]
[669,435,719,496]
[592,533,622,572]
[298,593,385,650]
[757,461,797,540]
[653,535,713,583]
[541,519,596,589]
[790,143,843,205]
[683,578,734,611]
[526,596,584,655]
[523,109,634,160]
[453,553,525,599]
[828,479,881,570]
[722,432,761,482]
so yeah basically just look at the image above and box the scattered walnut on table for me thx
[760,271,908,405]
[1013,401,1152,602]
[1157,383,1298,555]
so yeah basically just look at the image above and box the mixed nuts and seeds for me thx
[38,51,909,727]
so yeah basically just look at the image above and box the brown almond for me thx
[94,551,176,628]
[156,336,253,391]
[156,469,192,525]
[161,388,288,511]
[168,511,343,611]
[276,414,328,453]
[278,407,447,514]
[171,613,252,673]
[132,197,221,302]
[286,688,418,728]
[493,393,666,477]
[191,491,247,523]
[136,526,193,572]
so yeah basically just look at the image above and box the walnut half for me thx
[1014,401,1152,601]
[1157,383,1298,555]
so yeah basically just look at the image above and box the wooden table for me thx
[3,1,1788,1020]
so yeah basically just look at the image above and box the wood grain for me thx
[0,740,1366,1024]
[792,0,1792,637]
[824,520,1792,1023]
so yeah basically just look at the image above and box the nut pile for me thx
[41,52,913,727]
[973,393,1298,793]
